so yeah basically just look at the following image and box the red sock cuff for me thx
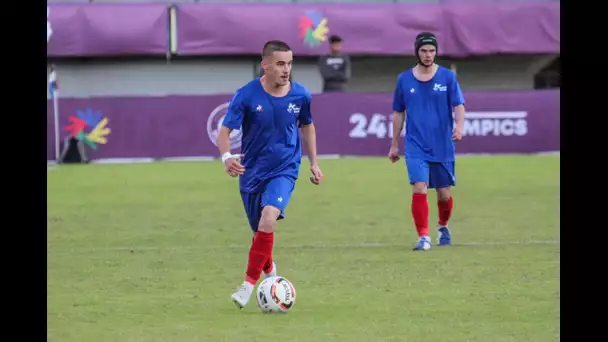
[413,193,427,201]
[255,230,274,242]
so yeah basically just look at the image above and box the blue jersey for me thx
[222,79,313,193]
[392,66,465,162]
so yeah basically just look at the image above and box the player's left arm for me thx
[450,72,466,141]
[298,93,323,184]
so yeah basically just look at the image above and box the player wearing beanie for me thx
[387,32,466,251]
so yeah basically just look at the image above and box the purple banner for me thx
[47,90,560,161]
[175,3,559,57]
[47,4,169,57]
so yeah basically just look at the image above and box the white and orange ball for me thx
[256,276,296,313]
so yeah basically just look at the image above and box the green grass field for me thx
[47,155,560,342]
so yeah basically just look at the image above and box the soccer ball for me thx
[256,276,296,313]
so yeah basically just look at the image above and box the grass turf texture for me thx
[47,155,560,342]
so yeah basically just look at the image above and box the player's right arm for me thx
[389,75,406,163]
[218,90,246,177]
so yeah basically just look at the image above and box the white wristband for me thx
[221,152,235,164]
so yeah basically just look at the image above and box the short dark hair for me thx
[329,35,343,44]
[262,40,291,58]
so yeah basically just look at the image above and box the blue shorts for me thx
[240,176,296,232]
[405,158,456,189]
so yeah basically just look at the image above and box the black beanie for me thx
[415,32,438,52]
[414,32,438,64]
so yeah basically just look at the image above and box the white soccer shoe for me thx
[231,262,276,309]
[263,262,277,278]
[231,282,254,309]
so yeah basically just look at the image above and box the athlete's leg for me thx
[405,158,431,251]
[429,161,456,246]
[257,175,296,274]
[231,191,263,308]
[238,191,276,276]
[247,177,295,283]
[231,177,295,308]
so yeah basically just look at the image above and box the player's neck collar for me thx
[259,78,292,98]
[413,64,438,81]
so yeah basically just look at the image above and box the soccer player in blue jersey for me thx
[217,40,324,308]
[388,32,466,251]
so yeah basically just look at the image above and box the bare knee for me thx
[258,206,281,233]
[412,182,427,194]
[436,187,451,202]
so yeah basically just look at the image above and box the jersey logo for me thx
[433,83,447,92]
[256,105,263,112]
[287,103,301,114]
[410,88,416,93]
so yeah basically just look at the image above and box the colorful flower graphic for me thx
[298,10,329,48]
[64,109,111,150]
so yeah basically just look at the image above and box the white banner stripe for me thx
[465,111,527,119]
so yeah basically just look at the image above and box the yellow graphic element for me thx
[86,117,111,145]
[312,18,329,42]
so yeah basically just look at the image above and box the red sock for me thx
[411,193,429,237]
[438,197,453,226]
[252,235,274,274]
[245,231,274,285]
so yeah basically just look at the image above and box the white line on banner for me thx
[465,111,527,119]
